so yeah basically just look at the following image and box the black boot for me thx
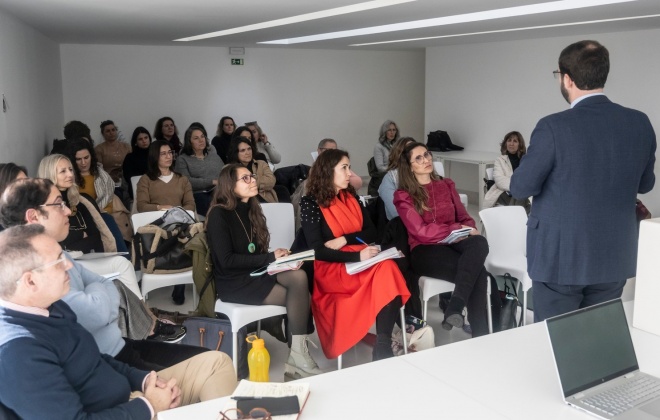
[260,316,287,344]
[372,334,394,361]
[442,296,465,330]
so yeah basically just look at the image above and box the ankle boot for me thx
[260,316,287,344]
[372,333,394,361]
[442,296,466,330]
[284,335,323,379]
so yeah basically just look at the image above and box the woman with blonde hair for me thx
[38,154,116,253]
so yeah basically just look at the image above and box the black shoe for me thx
[148,320,187,343]
[442,296,466,330]
[372,334,394,361]
[261,316,287,344]
[171,285,185,305]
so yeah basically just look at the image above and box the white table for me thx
[432,150,499,209]
[160,301,660,420]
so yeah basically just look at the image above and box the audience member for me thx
[510,40,656,321]
[0,225,237,419]
[136,140,195,305]
[394,142,490,337]
[211,116,235,163]
[175,124,224,217]
[67,138,130,253]
[483,131,530,212]
[369,119,399,195]
[206,164,322,379]
[95,120,131,185]
[51,120,93,154]
[315,139,362,189]
[301,149,410,361]
[378,136,415,220]
[245,121,281,165]
[233,126,269,162]
[154,116,182,157]
[123,126,152,198]
[228,137,278,203]
[38,154,116,253]
[0,178,189,346]
[0,163,27,232]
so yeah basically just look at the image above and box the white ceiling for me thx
[1,0,660,50]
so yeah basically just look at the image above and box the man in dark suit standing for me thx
[510,40,656,322]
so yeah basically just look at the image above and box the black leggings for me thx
[261,270,310,335]
[411,235,490,336]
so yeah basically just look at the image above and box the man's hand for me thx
[144,372,180,412]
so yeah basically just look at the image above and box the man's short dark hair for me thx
[63,120,91,141]
[558,40,609,90]
[0,178,53,228]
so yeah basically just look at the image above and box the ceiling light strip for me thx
[174,0,415,42]
[259,0,638,45]
[349,13,660,46]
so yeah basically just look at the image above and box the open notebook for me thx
[224,380,310,420]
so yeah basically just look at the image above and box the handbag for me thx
[391,324,435,355]
[497,273,522,330]
[182,316,249,379]
[132,207,204,274]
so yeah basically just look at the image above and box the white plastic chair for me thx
[479,206,532,326]
[131,210,198,310]
[433,162,468,209]
[260,203,295,250]
[214,298,287,373]
[419,275,494,334]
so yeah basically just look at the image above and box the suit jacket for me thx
[510,95,656,285]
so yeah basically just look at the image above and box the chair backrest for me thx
[485,167,494,180]
[260,203,295,250]
[131,209,196,234]
[131,176,141,199]
[479,206,527,262]
[310,151,318,162]
[433,161,445,177]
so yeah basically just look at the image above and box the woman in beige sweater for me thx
[136,139,195,213]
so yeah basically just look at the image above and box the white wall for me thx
[426,29,660,213]
[0,8,64,175]
[60,44,425,175]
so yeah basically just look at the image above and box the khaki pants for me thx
[132,351,237,406]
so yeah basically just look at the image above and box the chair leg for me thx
[337,354,342,370]
[423,299,428,321]
[232,332,238,373]
[522,289,527,326]
[400,306,408,355]
[256,320,262,337]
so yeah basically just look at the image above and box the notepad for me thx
[439,228,472,244]
[345,247,403,275]
[250,250,314,276]
[225,380,310,420]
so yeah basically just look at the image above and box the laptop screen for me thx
[546,299,639,397]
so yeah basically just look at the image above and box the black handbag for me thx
[497,273,522,330]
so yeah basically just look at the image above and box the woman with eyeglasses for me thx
[136,140,195,213]
[369,119,400,196]
[38,154,117,254]
[174,124,224,217]
[206,164,322,379]
[227,136,278,203]
[393,142,490,337]
[300,149,410,361]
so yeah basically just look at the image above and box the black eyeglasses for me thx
[411,151,433,165]
[238,174,257,184]
[40,201,68,211]
[159,150,175,156]
[552,70,562,80]
[218,407,272,420]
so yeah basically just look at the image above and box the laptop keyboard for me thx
[581,376,660,416]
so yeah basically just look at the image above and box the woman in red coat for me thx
[301,149,410,361]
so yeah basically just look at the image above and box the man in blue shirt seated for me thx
[0,224,237,419]
[0,178,210,371]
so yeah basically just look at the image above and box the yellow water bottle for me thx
[246,334,270,382]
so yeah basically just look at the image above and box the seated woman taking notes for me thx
[301,149,410,361]
[206,164,322,379]
[394,142,490,337]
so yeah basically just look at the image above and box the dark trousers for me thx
[532,280,627,322]
[411,235,490,336]
[114,338,209,371]
[193,191,213,218]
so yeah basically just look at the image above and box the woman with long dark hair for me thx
[394,142,490,337]
[227,136,278,203]
[206,164,322,379]
[301,149,410,361]
[122,126,152,194]
[153,116,181,157]
[211,116,235,163]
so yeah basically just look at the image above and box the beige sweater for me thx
[136,173,195,213]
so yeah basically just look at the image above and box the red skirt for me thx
[312,259,410,359]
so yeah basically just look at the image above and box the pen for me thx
[231,396,262,401]
[355,237,368,246]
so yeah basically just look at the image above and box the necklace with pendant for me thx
[234,210,256,253]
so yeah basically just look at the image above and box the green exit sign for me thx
[231,59,244,65]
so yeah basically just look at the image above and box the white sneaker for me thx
[284,335,323,379]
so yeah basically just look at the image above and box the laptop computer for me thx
[546,299,660,419]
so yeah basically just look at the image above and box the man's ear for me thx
[16,271,36,290]
[25,208,40,224]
